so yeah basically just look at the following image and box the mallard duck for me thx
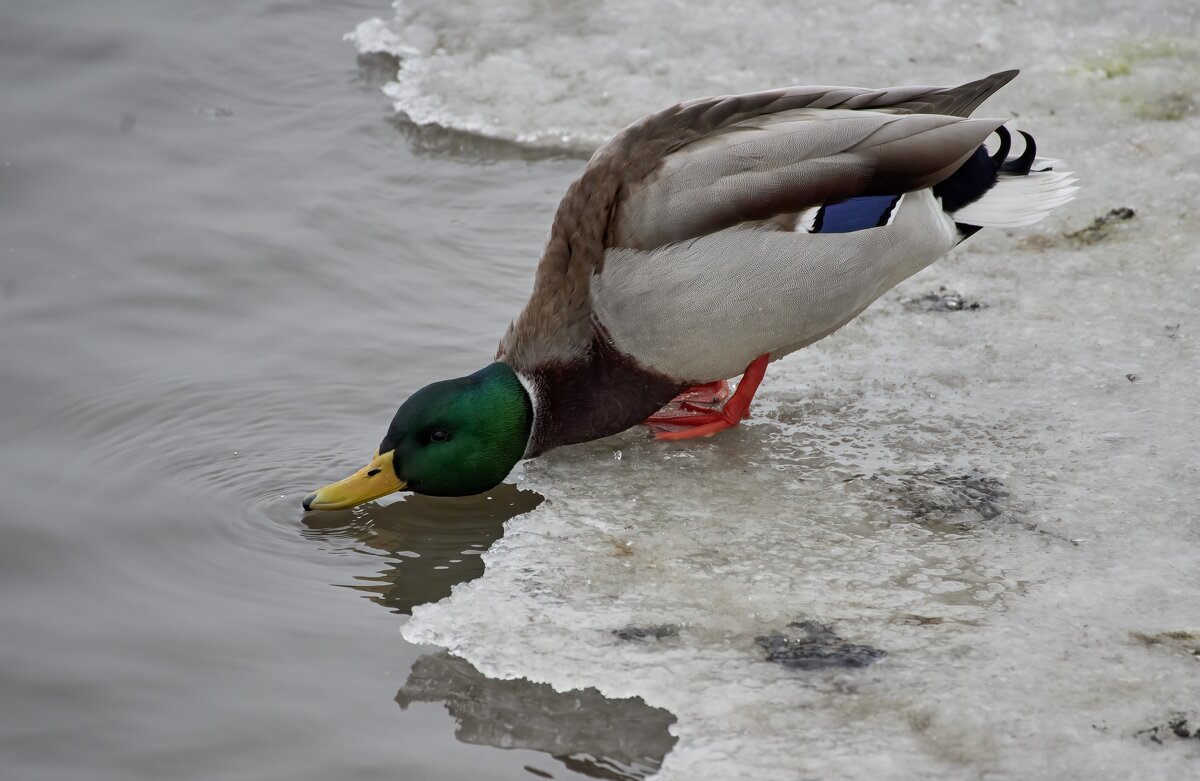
[303,70,1076,510]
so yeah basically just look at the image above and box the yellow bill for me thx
[302,450,405,511]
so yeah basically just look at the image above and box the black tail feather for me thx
[932,146,999,214]
[934,127,1040,217]
[989,125,1012,168]
[1000,130,1037,175]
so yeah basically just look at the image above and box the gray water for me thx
[4,0,1200,780]
[0,2,672,779]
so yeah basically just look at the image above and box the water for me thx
[2,0,1198,779]
[0,1,648,778]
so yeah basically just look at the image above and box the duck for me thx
[303,70,1076,510]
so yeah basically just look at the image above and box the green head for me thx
[381,362,533,496]
[303,363,533,509]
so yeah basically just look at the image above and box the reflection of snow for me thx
[398,652,676,780]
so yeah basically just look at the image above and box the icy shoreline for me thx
[356,0,1200,776]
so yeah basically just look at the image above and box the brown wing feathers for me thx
[498,71,1018,370]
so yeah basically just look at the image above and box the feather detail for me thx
[950,170,1079,227]
[793,206,821,233]
[951,129,1077,227]
[811,194,904,233]
[612,113,1003,249]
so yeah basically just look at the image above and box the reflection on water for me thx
[304,483,680,777]
[397,652,677,781]
[302,484,543,614]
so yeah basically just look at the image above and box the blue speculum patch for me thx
[813,194,901,233]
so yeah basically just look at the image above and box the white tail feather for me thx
[952,165,1078,228]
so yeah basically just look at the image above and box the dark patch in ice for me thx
[879,468,1010,527]
[1133,714,1200,744]
[397,652,677,780]
[890,613,980,627]
[1134,91,1199,121]
[613,624,679,642]
[1171,720,1197,739]
[1125,373,1141,383]
[1163,324,1181,340]
[873,467,1082,543]
[902,286,984,313]
[756,620,886,670]
[1065,207,1136,245]
[607,536,636,557]
[1130,629,1200,659]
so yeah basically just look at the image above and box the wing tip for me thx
[947,69,1022,117]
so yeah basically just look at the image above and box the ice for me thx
[352,0,1200,777]
[349,0,1200,152]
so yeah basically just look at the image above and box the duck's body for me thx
[304,71,1076,508]
[497,69,1075,457]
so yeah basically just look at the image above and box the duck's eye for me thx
[429,429,450,443]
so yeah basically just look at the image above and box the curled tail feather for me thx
[935,126,1078,235]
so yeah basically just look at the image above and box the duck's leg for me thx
[645,353,770,441]
[643,380,732,428]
